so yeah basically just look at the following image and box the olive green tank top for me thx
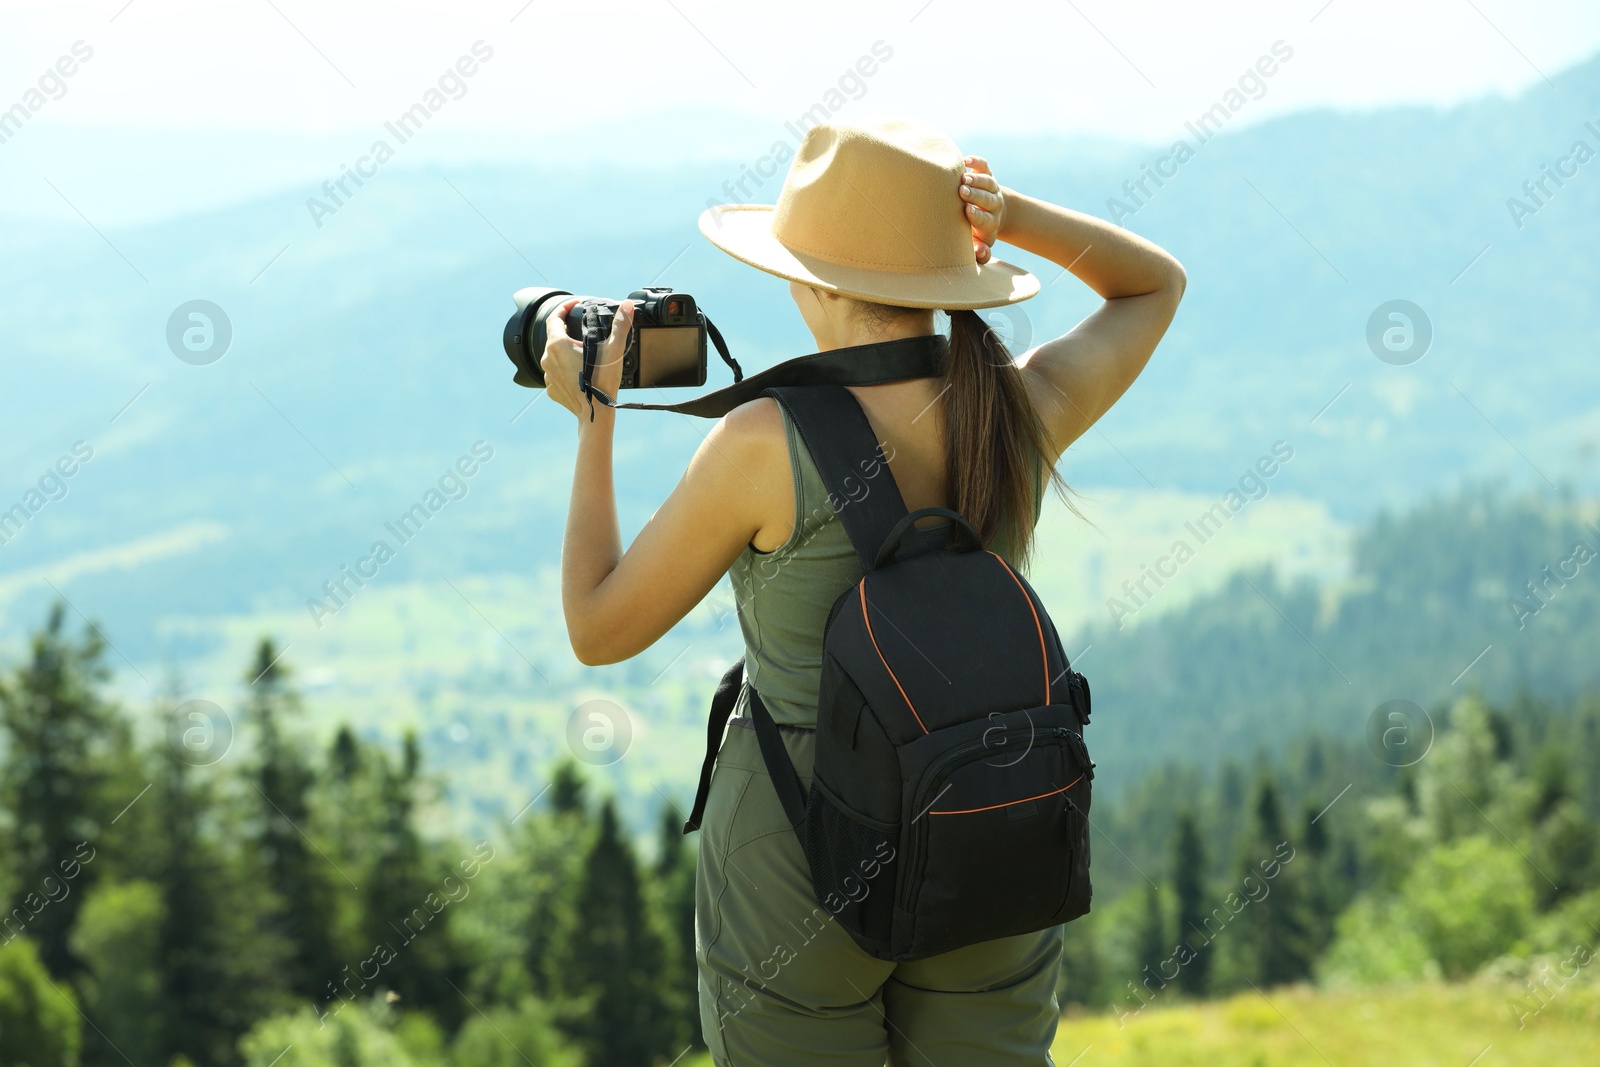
[726,402,1048,727]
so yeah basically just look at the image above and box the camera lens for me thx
[503,287,574,388]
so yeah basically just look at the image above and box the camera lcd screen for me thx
[638,327,704,388]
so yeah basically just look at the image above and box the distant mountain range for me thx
[0,50,1596,828]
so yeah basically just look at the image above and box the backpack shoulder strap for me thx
[763,384,909,571]
[682,657,746,833]
[681,657,809,834]
[683,386,910,835]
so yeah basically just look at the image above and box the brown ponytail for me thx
[941,308,1071,571]
[841,294,1079,570]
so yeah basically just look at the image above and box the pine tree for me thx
[1134,881,1167,993]
[246,639,341,1004]
[152,697,285,1066]
[359,731,466,1031]
[524,761,593,1001]
[1169,809,1212,995]
[0,604,118,981]
[1217,761,1247,866]
[1056,919,1104,1007]
[561,799,676,1067]
[320,725,378,884]
[1299,801,1342,959]
[549,760,587,815]
[654,800,701,1051]
[1230,775,1313,988]
[1577,700,1600,819]
[1529,740,1599,906]
[330,725,362,781]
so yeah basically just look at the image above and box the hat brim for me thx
[698,205,1039,311]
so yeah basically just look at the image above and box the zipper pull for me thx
[1070,731,1095,780]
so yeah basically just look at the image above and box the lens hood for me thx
[503,287,574,388]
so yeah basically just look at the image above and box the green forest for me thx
[0,623,702,1067]
[2,485,1599,1066]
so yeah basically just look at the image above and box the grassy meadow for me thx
[1049,978,1600,1066]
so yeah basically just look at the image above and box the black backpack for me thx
[684,383,1094,962]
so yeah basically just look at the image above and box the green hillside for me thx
[4,578,1597,1065]
[3,48,1598,672]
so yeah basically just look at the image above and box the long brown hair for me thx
[849,299,1078,571]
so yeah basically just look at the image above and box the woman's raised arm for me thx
[542,298,789,666]
[961,156,1186,461]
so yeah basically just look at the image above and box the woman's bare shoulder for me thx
[711,396,795,551]
[702,396,790,485]
[719,394,785,439]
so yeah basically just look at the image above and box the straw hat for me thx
[698,117,1039,311]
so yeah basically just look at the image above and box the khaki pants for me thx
[695,719,1065,1066]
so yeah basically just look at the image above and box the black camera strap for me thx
[580,330,950,420]
[580,315,747,421]
[706,318,743,383]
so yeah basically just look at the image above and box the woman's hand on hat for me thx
[541,297,634,423]
[960,156,1005,265]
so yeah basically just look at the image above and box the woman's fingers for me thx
[960,157,1003,254]
[962,170,999,193]
[959,183,1001,212]
[536,297,637,418]
[538,297,585,415]
[962,190,1000,235]
[602,300,634,367]
[546,296,581,339]
[541,299,580,373]
[604,299,630,343]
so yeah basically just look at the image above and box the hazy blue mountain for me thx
[1,51,1596,828]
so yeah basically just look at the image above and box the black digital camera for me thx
[502,286,709,390]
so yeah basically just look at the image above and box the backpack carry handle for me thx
[874,507,983,568]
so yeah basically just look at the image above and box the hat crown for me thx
[696,116,1037,310]
[771,119,972,276]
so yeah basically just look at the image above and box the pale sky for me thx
[2,0,1598,223]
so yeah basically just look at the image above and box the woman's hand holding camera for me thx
[541,297,634,423]
[959,155,1006,265]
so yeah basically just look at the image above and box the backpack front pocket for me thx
[895,705,1093,958]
